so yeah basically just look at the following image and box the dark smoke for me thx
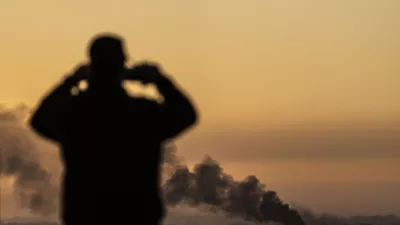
[0,104,58,216]
[162,145,306,225]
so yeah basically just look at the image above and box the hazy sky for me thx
[1,0,399,216]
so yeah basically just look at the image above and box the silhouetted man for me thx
[30,34,198,225]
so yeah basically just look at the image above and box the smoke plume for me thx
[0,104,59,216]
[162,145,305,225]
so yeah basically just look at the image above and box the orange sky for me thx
[1,0,399,216]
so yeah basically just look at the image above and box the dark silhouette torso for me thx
[61,88,165,224]
[30,35,197,225]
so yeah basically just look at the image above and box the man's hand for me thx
[128,62,169,85]
[64,64,90,86]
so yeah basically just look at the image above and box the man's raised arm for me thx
[156,74,198,139]
[134,65,198,140]
[30,66,86,143]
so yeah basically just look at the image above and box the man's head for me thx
[87,34,127,86]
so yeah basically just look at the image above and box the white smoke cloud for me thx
[0,104,61,216]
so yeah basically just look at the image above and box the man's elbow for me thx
[29,113,40,132]
[29,117,61,143]
[29,118,47,139]
[190,108,199,126]
[184,107,199,129]
[29,113,51,138]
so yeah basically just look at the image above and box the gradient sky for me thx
[1,0,399,216]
